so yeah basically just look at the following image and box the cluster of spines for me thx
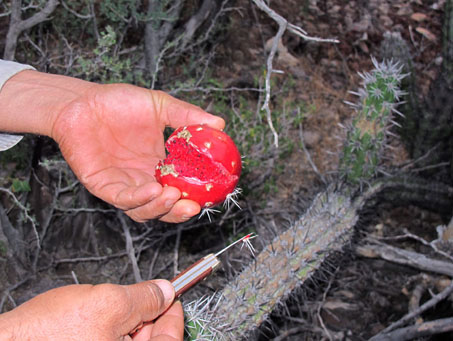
[184,294,228,341]
[340,57,406,184]
[184,186,361,340]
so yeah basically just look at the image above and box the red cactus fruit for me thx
[155,124,242,209]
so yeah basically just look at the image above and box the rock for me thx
[303,130,321,148]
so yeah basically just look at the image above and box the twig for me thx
[370,317,453,341]
[298,121,327,185]
[0,187,40,249]
[147,240,163,280]
[118,212,142,283]
[50,251,127,265]
[378,228,453,262]
[173,226,182,277]
[88,0,99,41]
[0,275,33,312]
[317,274,335,340]
[55,207,116,214]
[60,0,92,19]
[259,6,284,149]
[272,326,310,341]
[410,161,451,173]
[251,0,338,148]
[169,85,262,96]
[400,143,440,170]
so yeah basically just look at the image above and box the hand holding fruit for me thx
[48,82,225,223]
[1,70,226,222]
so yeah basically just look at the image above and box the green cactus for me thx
[339,58,406,184]
[182,58,406,340]
[215,186,358,339]
[182,175,453,340]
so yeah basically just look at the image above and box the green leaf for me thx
[11,179,31,193]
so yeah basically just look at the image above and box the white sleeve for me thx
[0,60,36,151]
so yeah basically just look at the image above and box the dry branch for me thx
[118,212,142,283]
[4,0,59,60]
[370,317,453,341]
[251,0,338,148]
[356,240,453,277]
[370,279,453,338]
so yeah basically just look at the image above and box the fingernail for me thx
[154,279,175,305]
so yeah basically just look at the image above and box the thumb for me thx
[125,280,175,322]
[154,90,225,130]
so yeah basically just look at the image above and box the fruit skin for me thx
[155,124,241,208]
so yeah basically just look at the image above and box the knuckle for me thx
[92,283,132,317]
[142,282,165,312]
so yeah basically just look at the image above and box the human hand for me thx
[51,84,225,223]
[0,280,183,341]
[0,70,225,223]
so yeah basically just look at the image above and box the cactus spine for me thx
[340,58,406,184]
[183,58,406,340]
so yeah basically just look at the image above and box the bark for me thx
[143,0,220,83]
[181,0,218,48]
[144,0,183,82]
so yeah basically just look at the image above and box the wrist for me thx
[0,69,94,137]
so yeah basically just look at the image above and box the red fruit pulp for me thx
[155,124,241,208]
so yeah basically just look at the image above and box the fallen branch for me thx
[378,228,453,262]
[356,240,453,277]
[370,278,453,338]
[370,317,453,341]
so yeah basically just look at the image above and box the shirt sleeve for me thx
[0,59,36,151]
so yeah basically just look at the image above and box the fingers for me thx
[113,182,163,210]
[149,301,184,340]
[157,199,201,223]
[125,280,175,323]
[124,185,201,223]
[153,90,225,131]
[132,302,184,341]
[125,186,181,222]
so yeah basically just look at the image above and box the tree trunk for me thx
[3,0,58,61]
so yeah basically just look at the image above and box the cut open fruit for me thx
[155,124,242,209]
